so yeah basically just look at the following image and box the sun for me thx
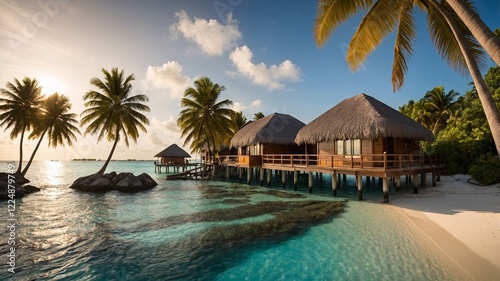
[38,75,65,96]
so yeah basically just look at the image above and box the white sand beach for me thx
[391,175,500,280]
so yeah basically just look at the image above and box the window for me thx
[336,140,343,155]
[353,139,361,155]
[336,139,361,155]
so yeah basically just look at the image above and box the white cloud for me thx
[251,99,262,107]
[142,61,191,99]
[152,116,180,134]
[229,45,301,90]
[170,10,242,56]
[147,132,166,147]
[231,102,246,112]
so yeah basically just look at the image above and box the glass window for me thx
[344,140,351,155]
[336,140,343,155]
[353,139,361,155]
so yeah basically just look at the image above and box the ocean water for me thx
[0,160,469,280]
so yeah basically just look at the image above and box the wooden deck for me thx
[219,153,445,203]
[154,162,201,173]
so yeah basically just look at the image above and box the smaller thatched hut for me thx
[295,93,434,168]
[154,144,191,165]
[230,113,306,167]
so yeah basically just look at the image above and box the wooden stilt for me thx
[366,176,371,186]
[293,170,298,190]
[267,169,271,187]
[412,174,419,194]
[319,172,323,183]
[337,174,341,185]
[383,177,389,203]
[395,176,401,191]
[260,168,264,186]
[239,167,243,183]
[226,165,230,179]
[282,170,286,188]
[247,168,251,185]
[432,171,436,187]
[343,174,347,183]
[331,173,337,196]
[308,172,313,193]
[357,174,363,201]
[421,173,427,188]
[437,171,441,182]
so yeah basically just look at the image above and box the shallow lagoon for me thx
[0,161,468,280]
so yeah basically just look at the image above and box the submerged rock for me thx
[69,172,158,193]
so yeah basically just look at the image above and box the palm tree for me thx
[177,77,234,158]
[21,93,81,176]
[254,112,265,120]
[444,0,500,66]
[314,0,500,156]
[230,111,248,135]
[81,68,150,175]
[0,77,44,175]
[424,86,459,134]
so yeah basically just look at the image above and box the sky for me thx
[0,0,499,161]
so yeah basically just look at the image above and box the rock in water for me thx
[69,172,158,193]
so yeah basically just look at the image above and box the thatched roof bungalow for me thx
[230,113,306,167]
[154,144,190,165]
[295,94,434,167]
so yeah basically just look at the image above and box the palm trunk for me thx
[16,128,26,174]
[444,0,500,66]
[97,129,120,175]
[431,0,500,156]
[21,129,47,176]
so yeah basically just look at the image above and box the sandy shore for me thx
[391,175,500,280]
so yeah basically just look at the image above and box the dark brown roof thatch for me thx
[230,113,305,147]
[154,144,191,158]
[295,94,434,144]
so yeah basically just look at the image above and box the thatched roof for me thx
[154,144,191,158]
[230,113,305,147]
[295,94,434,144]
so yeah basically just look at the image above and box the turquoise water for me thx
[0,161,468,280]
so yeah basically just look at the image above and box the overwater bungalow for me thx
[225,113,306,183]
[294,93,443,202]
[154,144,191,173]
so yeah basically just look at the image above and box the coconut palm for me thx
[314,0,500,155]
[81,68,150,175]
[0,77,44,174]
[21,93,81,176]
[444,0,500,66]
[424,86,459,134]
[230,111,248,135]
[177,77,234,157]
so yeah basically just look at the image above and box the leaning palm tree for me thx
[81,68,150,175]
[424,86,459,134]
[21,93,81,176]
[0,77,44,175]
[443,0,500,66]
[177,77,234,158]
[314,0,500,156]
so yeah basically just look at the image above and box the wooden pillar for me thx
[238,167,243,183]
[395,176,401,191]
[331,173,337,197]
[319,172,323,183]
[226,165,230,179]
[357,174,363,201]
[259,168,264,186]
[267,168,271,187]
[282,170,287,188]
[337,174,341,185]
[308,172,313,193]
[247,168,251,185]
[412,174,419,194]
[293,170,298,190]
[343,174,347,183]
[366,176,371,186]
[432,171,437,187]
[436,171,441,182]
[421,173,427,188]
[383,177,389,203]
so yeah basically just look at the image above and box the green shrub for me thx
[469,154,500,186]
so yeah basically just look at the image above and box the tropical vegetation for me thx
[314,0,500,157]
[0,77,45,175]
[177,77,235,158]
[401,66,500,185]
[81,68,150,175]
[22,93,80,176]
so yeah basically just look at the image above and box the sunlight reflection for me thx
[43,160,64,187]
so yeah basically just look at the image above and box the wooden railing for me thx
[220,153,444,171]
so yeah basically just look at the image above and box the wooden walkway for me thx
[154,162,200,173]
[219,153,445,203]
